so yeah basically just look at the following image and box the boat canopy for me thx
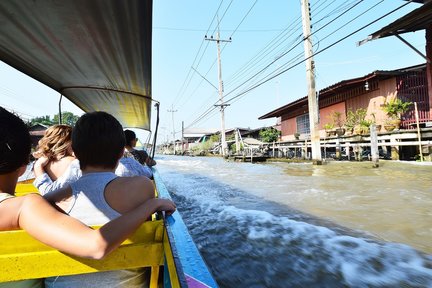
[0,0,153,130]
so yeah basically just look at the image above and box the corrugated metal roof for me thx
[259,64,426,119]
[0,0,153,130]
[367,2,432,40]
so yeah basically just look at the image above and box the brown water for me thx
[157,156,432,287]
[263,161,432,254]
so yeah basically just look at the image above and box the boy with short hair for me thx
[45,111,166,288]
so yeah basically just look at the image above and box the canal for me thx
[156,155,432,287]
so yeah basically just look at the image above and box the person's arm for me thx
[33,158,81,195]
[141,150,156,167]
[145,156,157,167]
[15,193,175,259]
[116,158,152,178]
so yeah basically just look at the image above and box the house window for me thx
[296,114,310,134]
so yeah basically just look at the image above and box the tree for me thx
[53,112,80,126]
[27,115,53,127]
[259,127,280,143]
[27,111,80,127]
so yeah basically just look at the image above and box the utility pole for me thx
[167,104,177,155]
[181,121,184,155]
[301,0,322,164]
[205,23,231,157]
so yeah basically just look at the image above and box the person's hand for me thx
[34,156,49,168]
[156,198,176,216]
[145,198,176,216]
[33,156,49,176]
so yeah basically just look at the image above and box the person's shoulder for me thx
[115,175,151,186]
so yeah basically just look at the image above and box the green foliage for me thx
[28,111,80,127]
[209,134,220,142]
[345,108,367,128]
[382,98,412,119]
[345,110,356,129]
[27,115,53,126]
[259,127,280,143]
[331,111,344,128]
[230,143,244,152]
[190,134,219,155]
[359,119,373,128]
[324,123,334,130]
[53,112,80,126]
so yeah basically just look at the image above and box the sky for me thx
[0,0,427,144]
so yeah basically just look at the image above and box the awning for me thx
[360,2,432,42]
[0,0,153,130]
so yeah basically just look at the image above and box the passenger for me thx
[33,126,152,196]
[124,129,156,167]
[0,107,176,288]
[32,124,74,181]
[43,111,162,288]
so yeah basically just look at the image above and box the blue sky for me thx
[0,1,427,143]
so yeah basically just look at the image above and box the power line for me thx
[184,1,412,128]
[224,0,411,105]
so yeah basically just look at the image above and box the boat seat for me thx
[0,221,165,285]
[2,183,165,287]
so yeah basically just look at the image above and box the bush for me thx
[259,128,280,143]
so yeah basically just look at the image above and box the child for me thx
[44,112,165,287]
[0,107,176,287]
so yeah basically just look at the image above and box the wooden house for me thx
[259,64,431,141]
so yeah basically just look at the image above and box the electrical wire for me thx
[183,1,410,127]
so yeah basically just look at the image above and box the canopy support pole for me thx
[58,94,63,124]
[151,102,160,160]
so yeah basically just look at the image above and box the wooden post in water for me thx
[370,124,379,168]
[335,138,341,160]
[390,135,399,160]
[235,129,240,155]
[272,141,275,158]
[414,102,424,162]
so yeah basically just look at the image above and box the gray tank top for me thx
[45,172,147,288]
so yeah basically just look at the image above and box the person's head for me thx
[0,107,31,176]
[33,124,73,160]
[72,111,125,170]
[124,129,137,148]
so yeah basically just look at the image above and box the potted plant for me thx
[384,119,396,132]
[382,98,412,129]
[370,112,381,132]
[331,111,346,136]
[359,119,373,135]
[352,108,367,135]
[294,132,300,140]
[324,123,334,137]
[344,110,356,136]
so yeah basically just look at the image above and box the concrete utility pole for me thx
[205,24,231,157]
[181,121,184,155]
[301,0,322,164]
[167,105,177,154]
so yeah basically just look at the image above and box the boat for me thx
[0,1,218,287]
